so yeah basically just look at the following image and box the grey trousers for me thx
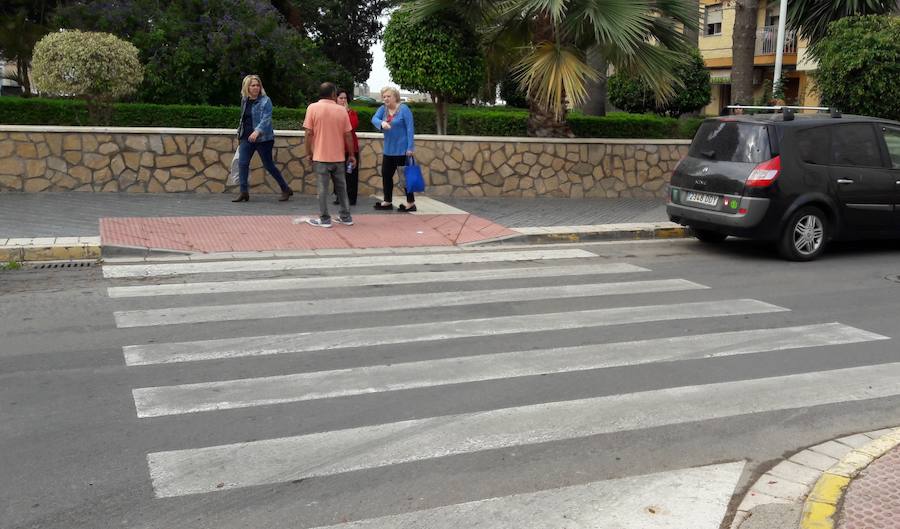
[314,162,351,221]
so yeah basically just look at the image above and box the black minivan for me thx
[667,112,900,260]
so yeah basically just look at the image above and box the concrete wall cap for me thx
[0,125,692,145]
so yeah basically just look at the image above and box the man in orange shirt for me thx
[303,82,357,228]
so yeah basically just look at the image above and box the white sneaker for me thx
[333,217,354,226]
[306,218,332,228]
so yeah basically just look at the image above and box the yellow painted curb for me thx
[800,431,900,529]
[1,245,101,263]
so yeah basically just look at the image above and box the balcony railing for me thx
[755,25,798,55]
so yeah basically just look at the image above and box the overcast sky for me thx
[366,39,392,92]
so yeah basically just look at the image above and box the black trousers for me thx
[382,154,414,203]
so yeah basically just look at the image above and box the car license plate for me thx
[686,192,719,206]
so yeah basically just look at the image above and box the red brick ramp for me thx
[100,214,517,253]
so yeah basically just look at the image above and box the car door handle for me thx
[837,179,855,184]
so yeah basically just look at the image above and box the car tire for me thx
[778,206,828,261]
[693,229,728,243]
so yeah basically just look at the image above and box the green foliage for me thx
[608,50,710,117]
[499,71,529,109]
[811,15,900,120]
[283,0,395,83]
[383,8,484,133]
[384,10,483,101]
[32,30,143,100]
[0,261,23,271]
[53,0,350,107]
[0,97,702,138]
[569,112,703,139]
[787,0,899,47]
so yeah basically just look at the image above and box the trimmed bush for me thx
[811,15,900,121]
[0,97,702,139]
[31,30,144,124]
[608,50,711,117]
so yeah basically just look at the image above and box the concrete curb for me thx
[0,237,101,262]
[484,223,691,245]
[729,428,900,529]
[800,429,900,529]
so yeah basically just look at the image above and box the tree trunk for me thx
[581,46,608,117]
[433,94,448,135]
[16,57,31,97]
[684,0,700,46]
[526,99,573,138]
[731,0,759,105]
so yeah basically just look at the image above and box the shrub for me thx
[608,50,711,117]
[53,0,350,108]
[31,30,143,123]
[383,9,484,134]
[0,97,702,138]
[499,72,529,109]
[811,15,900,120]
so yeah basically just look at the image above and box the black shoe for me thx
[374,202,393,210]
[232,192,249,202]
[397,204,417,213]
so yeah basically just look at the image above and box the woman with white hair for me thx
[371,86,416,211]
[232,74,293,202]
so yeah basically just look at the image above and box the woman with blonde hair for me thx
[232,74,293,202]
[371,86,416,211]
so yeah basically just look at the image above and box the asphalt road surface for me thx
[2,238,900,529]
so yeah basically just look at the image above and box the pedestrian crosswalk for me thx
[104,247,891,527]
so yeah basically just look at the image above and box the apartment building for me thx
[698,0,820,114]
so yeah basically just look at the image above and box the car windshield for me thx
[689,121,771,163]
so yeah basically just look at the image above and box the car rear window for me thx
[689,121,771,163]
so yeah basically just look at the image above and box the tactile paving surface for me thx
[837,447,900,529]
[100,214,517,252]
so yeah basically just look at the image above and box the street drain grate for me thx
[27,261,96,270]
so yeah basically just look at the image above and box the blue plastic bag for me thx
[403,156,425,193]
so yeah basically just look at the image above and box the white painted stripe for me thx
[307,462,745,529]
[114,279,707,328]
[101,249,598,278]
[133,323,887,417]
[106,263,649,298]
[148,361,900,497]
[123,299,788,366]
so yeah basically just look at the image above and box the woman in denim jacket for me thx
[371,86,416,212]
[232,75,293,202]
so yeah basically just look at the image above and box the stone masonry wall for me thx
[0,127,689,198]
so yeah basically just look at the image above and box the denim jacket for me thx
[237,95,275,142]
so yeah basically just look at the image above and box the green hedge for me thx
[0,97,701,139]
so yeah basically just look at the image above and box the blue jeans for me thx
[238,140,289,193]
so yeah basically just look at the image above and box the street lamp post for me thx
[773,0,789,93]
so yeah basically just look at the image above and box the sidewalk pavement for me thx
[732,427,900,529]
[0,192,687,261]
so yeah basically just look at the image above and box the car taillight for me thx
[746,156,781,188]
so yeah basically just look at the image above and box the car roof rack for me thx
[725,105,841,121]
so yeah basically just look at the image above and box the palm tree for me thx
[730,0,759,105]
[787,0,899,45]
[406,0,696,137]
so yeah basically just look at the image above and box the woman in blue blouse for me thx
[371,87,416,212]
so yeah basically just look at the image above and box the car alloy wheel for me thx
[779,206,828,261]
